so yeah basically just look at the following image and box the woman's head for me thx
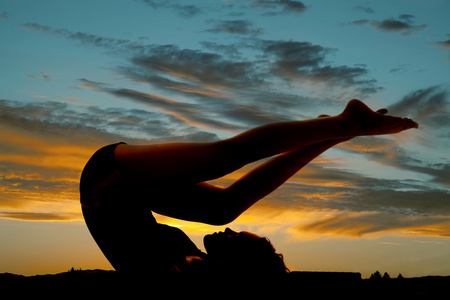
[203,228,289,276]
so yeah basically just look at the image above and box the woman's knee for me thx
[204,206,241,226]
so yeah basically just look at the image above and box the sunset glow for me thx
[1,0,449,278]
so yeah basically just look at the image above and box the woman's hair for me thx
[187,232,289,278]
[243,236,290,275]
[210,235,290,277]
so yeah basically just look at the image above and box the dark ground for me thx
[1,270,449,298]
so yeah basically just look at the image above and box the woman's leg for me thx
[211,109,388,223]
[115,99,417,186]
[135,106,415,225]
[149,137,350,225]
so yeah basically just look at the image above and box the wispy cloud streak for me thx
[348,14,427,36]
[21,22,379,96]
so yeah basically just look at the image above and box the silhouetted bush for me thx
[68,267,83,272]
[370,270,382,280]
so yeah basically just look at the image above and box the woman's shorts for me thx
[80,142,126,209]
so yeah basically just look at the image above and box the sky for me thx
[0,0,449,278]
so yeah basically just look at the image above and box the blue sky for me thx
[1,0,449,277]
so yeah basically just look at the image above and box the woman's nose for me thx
[224,227,237,235]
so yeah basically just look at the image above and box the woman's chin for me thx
[203,234,213,252]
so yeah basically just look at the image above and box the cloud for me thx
[250,0,308,15]
[106,85,293,130]
[339,138,450,188]
[353,5,375,14]
[0,98,223,221]
[433,39,450,48]
[108,88,243,132]
[261,40,379,90]
[77,78,109,88]
[27,72,53,82]
[0,212,78,221]
[0,12,8,20]
[389,64,409,73]
[0,93,292,223]
[388,85,449,129]
[244,100,450,238]
[125,38,379,97]
[207,20,263,36]
[114,51,334,128]
[128,45,265,89]
[431,39,450,54]
[21,22,381,97]
[0,159,80,211]
[141,0,204,18]
[0,94,286,221]
[263,160,450,238]
[348,15,427,36]
[295,211,450,237]
[174,4,203,19]
[21,23,138,52]
[200,42,242,58]
[0,98,219,145]
[263,134,450,215]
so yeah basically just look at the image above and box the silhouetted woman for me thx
[80,99,418,276]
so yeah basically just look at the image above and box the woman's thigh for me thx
[144,182,238,225]
[114,141,256,187]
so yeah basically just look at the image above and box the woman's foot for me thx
[318,106,390,143]
[340,99,418,136]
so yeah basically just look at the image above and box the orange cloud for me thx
[0,124,97,221]
[1,124,96,170]
[292,211,450,239]
[339,136,396,154]
[171,86,229,98]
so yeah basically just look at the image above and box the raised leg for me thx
[143,107,407,226]
[115,99,417,187]
[149,137,349,225]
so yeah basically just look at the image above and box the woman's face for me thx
[203,228,262,259]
